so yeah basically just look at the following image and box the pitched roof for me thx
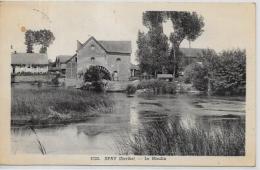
[99,41,132,54]
[79,36,132,54]
[180,48,204,58]
[11,53,48,65]
[56,55,72,63]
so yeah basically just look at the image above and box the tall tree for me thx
[25,30,36,53]
[136,31,152,74]
[167,11,204,77]
[24,29,55,54]
[35,29,55,53]
[138,11,169,76]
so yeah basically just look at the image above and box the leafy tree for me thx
[137,11,169,76]
[35,29,55,53]
[24,29,55,53]
[136,31,153,74]
[183,63,208,91]
[25,30,36,53]
[209,49,246,95]
[167,11,204,77]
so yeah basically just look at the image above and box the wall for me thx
[12,65,48,74]
[12,74,56,83]
[77,38,109,73]
[107,53,130,81]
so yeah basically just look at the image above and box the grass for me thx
[11,88,114,126]
[117,116,245,156]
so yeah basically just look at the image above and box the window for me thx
[75,57,77,62]
[91,44,95,50]
[91,57,95,62]
[116,58,121,62]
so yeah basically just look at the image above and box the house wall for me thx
[64,38,131,87]
[12,74,55,83]
[12,65,48,74]
[65,57,78,87]
[107,54,130,81]
[77,39,108,74]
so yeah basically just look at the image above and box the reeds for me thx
[118,116,245,156]
[11,88,114,126]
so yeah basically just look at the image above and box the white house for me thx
[11,52,48,74]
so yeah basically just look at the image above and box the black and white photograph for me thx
[0,1,256,166]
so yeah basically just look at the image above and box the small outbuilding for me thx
[11,52,48,74]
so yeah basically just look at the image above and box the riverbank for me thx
[11,88,114,127]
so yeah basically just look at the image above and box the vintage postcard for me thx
[0,1,256,166]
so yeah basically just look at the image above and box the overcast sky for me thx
[0,2,255,63]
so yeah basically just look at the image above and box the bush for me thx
[126,84,137,95]
[51,74,60,86]
[183,63,208,91]
[137,79,177,94]
[202,49,246,95]
[92,81,105,92]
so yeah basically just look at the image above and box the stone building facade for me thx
[65,36,131,87]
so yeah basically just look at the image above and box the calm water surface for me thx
[11,91,245,154]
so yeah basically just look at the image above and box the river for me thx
[11,92,245,155]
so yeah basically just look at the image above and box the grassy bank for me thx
[118,117,245,156]
[11,88,114,126]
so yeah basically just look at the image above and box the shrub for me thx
[183,63,208,91]
[51,74,60,86]
[126,84,137,95]
[201,49,246,95]
[92,81,105,92]
[137,79,177,94]
[190,64,208,91]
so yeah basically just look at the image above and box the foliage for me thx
[186,49,246,95]
[25,30,36,53]
[167,11,205,77]
[190,64,208,91]
[137,11,169,76]
[126,84,137,95]
[183,63,195,83]
[136,11,204,77]
[83,66,111,92]
[91,81,105,92]
[118,117,245,156]
[201,49,246,95]
[11,88,114,126]
[183,63,208,91]
[51,74,60,86]
[84,66,111,82]
[24,29,55,53]
[137,79,177,94]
